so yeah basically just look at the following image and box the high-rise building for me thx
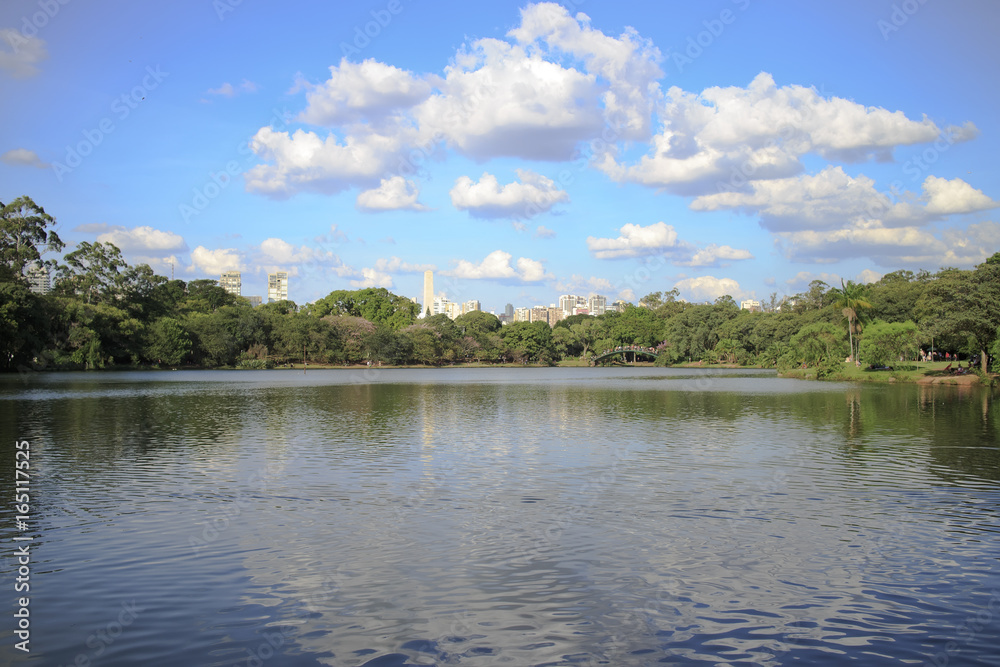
[25,263,50,295]
[267,271,288,303]
[220,271,241,297]
[422,270,434,318]
[515,307,530,322]
[740,299,761,312]
[547,306,563,326]
[588,294,607,315]
[463,300,481,314]
[559,294,577,316]
[530,306,549,323]
[504,303,514,319]
[247,296,262,308]
[611,299,629,313]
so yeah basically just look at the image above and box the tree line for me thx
[2,195,999,373]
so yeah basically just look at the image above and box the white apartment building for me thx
[220,271,241,297]
[267,271,288,303]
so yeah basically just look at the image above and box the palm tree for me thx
[832,279,872,363]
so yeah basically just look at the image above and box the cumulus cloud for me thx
[450,170,569,219]
[299,59,432,125]
[676,243,753,267]
[413,39,604,161]
[507,2,664,140]
[857,269,883,284]
[445,250,551,283]
[349,267,394,289]
[245,4,668,196]
[692,167,997,233]
[1,148,48,168]
[96,225,188,255]
[190,246,242,275]
[0,30,47,78]
[356,176,428,212]
[673,275,745,302]
[373,257,435,273]
[586,222,682,259]
[534,225,556,239]
[601,72,970,196]
[258,237,340,265]
[245,125,414,197]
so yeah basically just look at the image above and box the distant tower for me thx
[422,270,434,318]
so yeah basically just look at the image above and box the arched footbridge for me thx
[591,346,660,365]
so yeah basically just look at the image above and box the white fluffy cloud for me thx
[245,3,668,196]
[692,168,997,232]
[677,244,754,267]
[258,237,341,265]
[586,222,752,266]
[0,30,47,78]
[190,246,242,275]
[688,165,998,267]
[446,250,551,283]
[245,125,414,197]
[349,268,394,289]
[413,38,604,161]
[450,170,569,219]
[356,176,428,212]
[586,222,682,259]
[96,225,188,255]
[601,73,974,196]
[299,59,432,126]
[1,148,48,168]
[673,275,745,301]
[507,2,664,141]
[373,257,435,273]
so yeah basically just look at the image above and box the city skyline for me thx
[2,1,997,313]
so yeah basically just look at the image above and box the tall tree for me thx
[0,196,65,281]
[54,241,129,304]
[831,279,872,362]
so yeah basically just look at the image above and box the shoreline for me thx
[7,360,995,386]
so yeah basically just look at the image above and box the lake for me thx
[1,367,998,666]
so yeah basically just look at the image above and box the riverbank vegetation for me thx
[3,195,999,380]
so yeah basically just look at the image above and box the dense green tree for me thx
[54,241,129,304]
[600,305,663,347]
[787,322,847,366]
[0,281,49,371]
[867,270,926,324]
[501,321,556,363]
[401,324,442,365]
[364,326,411,365]
[323,315,376,363]
[859,321,920,367]
[919,257,1000,365]
[0,196,64,282]
[145,317,192,366]
[309,287,418,330]
[453,310,501,338]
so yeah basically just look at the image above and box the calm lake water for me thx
[1,367,999,666]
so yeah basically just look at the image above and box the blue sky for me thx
[2,0,998,312]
